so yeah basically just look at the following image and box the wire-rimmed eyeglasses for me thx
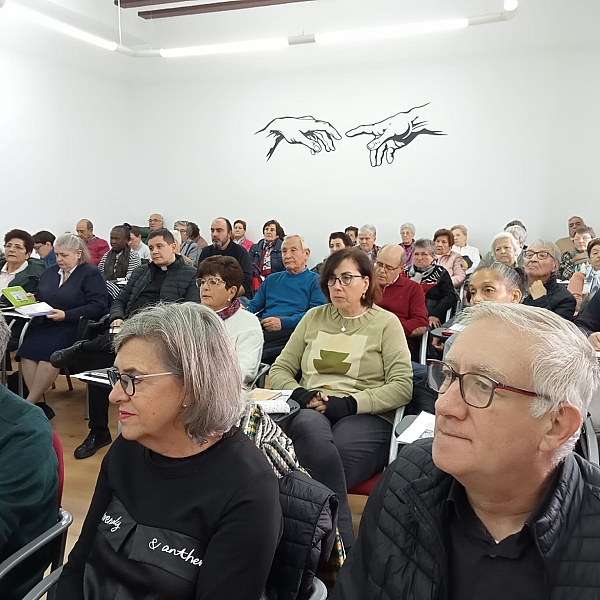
[196,277,226,288]
[326,274,365,287]
[107,367,173,397]
[426,359,538,409]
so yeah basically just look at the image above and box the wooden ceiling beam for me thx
[137,0,315,20]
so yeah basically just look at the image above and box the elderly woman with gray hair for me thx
[523,240,577,320]
[399,222,416,267]
[174,220,201,267]
[57,302,281,600]
[18,233,108,419]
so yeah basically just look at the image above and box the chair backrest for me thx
[250,362,271,390]
[52,432,64,508]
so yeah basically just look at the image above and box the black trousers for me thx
[282,409,392,548]
[261,329,294,364]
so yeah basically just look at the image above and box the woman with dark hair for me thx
[197,256,263,383]
[98,224,141,283]
[233,220,254,252]
[269,247,413,548]
[249,220,285,289]
[18,234,108,419]
[188,222,208,249]
[434,228,466,289]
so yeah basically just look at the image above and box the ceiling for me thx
[1,0,599,80]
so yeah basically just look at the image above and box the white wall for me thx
[129,48,600,261]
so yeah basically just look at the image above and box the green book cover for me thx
[1,286,36,308]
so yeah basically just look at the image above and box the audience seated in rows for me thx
[557,226,595,281]
[98,224,141,283]
[451,224,480,275]
[57,303,282,599]
[575,289,600,351]
[406,238,457,328]
[249,219,286,290]
[200,218,252,299]
[0,316,59,600]
[197,256,263,383]
[344,226,358,246]
[270,247,413,549]
[522,240,576,319]
[332,303,600,600]
[311,231,353,275]
[51,229,198,459]
[434,228,466,289]
[18,234,108,420]
[0,229,45,350]
[232,219,254,251]
[174,220,201,267]
[568,238,600,314]
[76,219,109,266]
[399,222,416,267]
[375,244,428,352]
[358,224,380,265]
[556,215,586,255]
[247,235,326,363]
[32,230,57,268]
[128,225,151,261]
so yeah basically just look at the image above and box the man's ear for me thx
[538,404,582,455]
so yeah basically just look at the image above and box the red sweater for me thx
[86,237,110,266]
[377,274,429,337]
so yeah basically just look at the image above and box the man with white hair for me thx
[247,235,326,362]
[332,303,600,600]
[358,224,380,265]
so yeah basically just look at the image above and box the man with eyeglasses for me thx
[331,303,600,600]
[246,235,326,363]
[522,240,576,319]
[51,229,198,459]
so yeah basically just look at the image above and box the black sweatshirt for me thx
[57,430,282,600]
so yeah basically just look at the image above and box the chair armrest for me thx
[388,406,406,464]
[21,565,63,600]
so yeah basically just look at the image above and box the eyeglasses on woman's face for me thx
[196,277,226,288]
[427,359,539,409]
[326,274,365,287]
[107,367,173,397]
[4,243,27,252]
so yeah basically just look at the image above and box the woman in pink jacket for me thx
[434,228,466,289]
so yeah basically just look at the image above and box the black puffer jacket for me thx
[266,470,338,600]
[332,439,600,600]
[109,256,198,321]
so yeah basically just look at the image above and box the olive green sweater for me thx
[269,304,413,422]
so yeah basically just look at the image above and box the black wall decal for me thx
[256,116,342,161]
[346,103,445,167]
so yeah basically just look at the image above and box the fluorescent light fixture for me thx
[315,18,469,45]
[160,37,288,58]
[5,3,117,51]
[503,0,519,11]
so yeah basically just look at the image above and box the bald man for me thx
[75,219,109,266]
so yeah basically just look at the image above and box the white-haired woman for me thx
[57,303,281,599]
[18,234,108,419]
[523,240,576,319]
[399,222,416,267]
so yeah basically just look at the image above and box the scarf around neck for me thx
[104,246,131,280]
[407,261,439,282]
[216,298,241,321]
[572,249,589,269]
[262,239,277,271]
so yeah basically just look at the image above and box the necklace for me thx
[339,308,369,332]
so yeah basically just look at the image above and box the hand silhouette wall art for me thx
[346,103,445,167]
[256,104,444,164]
[256,116,342,161]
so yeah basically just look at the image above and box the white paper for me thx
[15,302,54,317]
[397,411,435,444]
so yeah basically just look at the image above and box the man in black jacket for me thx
[332,303,600,600]
[576,290,600,351]
[51,229,199,458]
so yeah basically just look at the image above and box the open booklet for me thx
[396,411,435,444]
[1,286,54,317]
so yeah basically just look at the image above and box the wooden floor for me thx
[40,376,367,559]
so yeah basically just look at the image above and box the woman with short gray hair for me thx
[174,220,200,267]
[523,240,577,319]
[18,233,108,419]
[58,302,282,599]
[400,222,416,267]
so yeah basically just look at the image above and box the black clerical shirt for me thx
[447,479,553,600]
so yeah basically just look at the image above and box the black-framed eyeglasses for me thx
[375,261,400,273]
[426,359,538,409]
[107,367,173,397]
[326,274,365,287]
[196,277,226,288]
[524,250,551,260]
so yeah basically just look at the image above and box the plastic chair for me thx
[52,431,65,507]
[347,406,405,496]
[250,362,270,390]
[308,576,328,600]
[21,565,63,600]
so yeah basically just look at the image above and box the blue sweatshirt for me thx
[247,268,326,330]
